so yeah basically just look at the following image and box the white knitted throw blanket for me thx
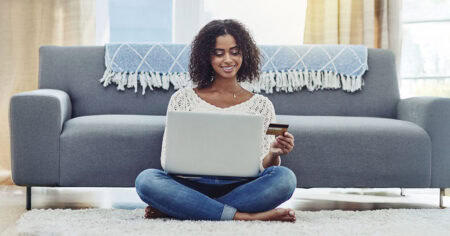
[100,43,368,95]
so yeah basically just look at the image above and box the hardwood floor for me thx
[0,186,448,234]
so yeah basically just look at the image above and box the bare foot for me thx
[233,208,296,222]
[145,205,171,219]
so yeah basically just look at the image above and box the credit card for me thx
[266,123,289,136]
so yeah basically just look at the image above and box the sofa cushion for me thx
[39,46,176,117]
[59,114,432,188]
[276,116,432,188]
[265,49,400,118]
[60,115,165,187]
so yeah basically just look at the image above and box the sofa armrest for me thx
[397,96,450,187]
[9,89,72,186]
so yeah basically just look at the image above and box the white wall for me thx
[173,0,307,45]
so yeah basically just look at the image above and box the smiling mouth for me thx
[221,65,235,72]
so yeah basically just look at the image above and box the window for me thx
[400,0,450,98]
[96,0,173,44]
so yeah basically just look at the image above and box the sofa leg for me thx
[440,188,446,209]
[26,186,31,210]
[400,188,405,196]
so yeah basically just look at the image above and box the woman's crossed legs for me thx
[135,166,297,221]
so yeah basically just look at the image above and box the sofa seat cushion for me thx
[276,115,432,188]
[60,115,165,187]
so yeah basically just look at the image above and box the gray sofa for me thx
[10,46,450,210]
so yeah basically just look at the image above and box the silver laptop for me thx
[163,111,264,178]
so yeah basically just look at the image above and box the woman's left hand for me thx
[269,131,295,157]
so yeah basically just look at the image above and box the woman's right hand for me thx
[269,132,295,157]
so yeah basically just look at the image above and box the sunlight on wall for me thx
[203,0,307,45]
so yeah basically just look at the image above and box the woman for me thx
[135,19,297,222]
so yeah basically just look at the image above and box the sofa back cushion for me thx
[266,49,400,118]
[39,46,399,118]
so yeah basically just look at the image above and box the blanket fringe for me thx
[99,69,364,94]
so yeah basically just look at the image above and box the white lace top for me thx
[161,87,280,173]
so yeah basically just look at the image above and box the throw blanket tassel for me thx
[99,69,364,94]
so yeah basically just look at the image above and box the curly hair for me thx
[189,19,261,89]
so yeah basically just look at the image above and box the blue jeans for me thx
[135,166,297,221]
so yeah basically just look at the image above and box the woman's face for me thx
[210,34,242,81]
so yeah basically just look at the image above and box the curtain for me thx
[304,0,402,77]
[0,0,96,185]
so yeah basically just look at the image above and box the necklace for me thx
[233,85,244,99]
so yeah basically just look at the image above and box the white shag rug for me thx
[15,208,450,236]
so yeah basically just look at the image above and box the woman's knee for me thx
[135,168,165,194]
[273,166,297,196]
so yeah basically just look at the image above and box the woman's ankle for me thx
[233,211,249,221]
